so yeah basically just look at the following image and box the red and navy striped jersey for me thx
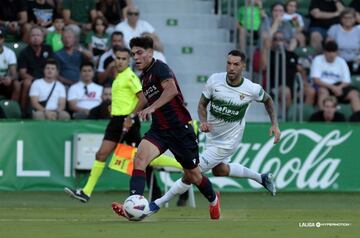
[140,59,192,130]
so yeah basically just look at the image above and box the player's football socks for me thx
[145,202,160,217]
[154,179,191,207]
[209,192,221,220]
[129,169,146,195]
[261,173,276,196]
[111,202,128,218]
[82,160,105,196]
[64,188,90,203]
[196,176,217,203]
[228,163,262,183]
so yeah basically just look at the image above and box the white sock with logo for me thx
[154,178,191,207]
[228,163,262,184]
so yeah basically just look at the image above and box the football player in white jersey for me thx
[146,50,281,216]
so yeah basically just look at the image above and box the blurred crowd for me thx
[1,0,360,122]
[0,0,166,119]
[238,0,360,122]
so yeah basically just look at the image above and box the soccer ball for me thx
[123,195,149,221]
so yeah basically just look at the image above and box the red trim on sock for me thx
[132,169,146,177]
[199,176,208,188]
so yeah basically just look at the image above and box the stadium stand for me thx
[0,99,22,119]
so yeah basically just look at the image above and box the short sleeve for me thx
[59,83,66,98]
[202,75,214,99]
[310,56,322,79]
[67,85,78,100]
[29,80,40,97]
[129,73,142,94]
[7,49,17,65]
[252,83,265,102]
[154,61,174,82]
[327,25,337,39]
[341,59,351,83]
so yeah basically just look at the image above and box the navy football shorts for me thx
[144,124,199,169]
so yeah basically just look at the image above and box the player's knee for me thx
[212,163,229,176]
[183,172,202,185]
[133,154,148,170]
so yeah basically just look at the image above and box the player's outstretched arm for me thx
[262,92,281,144]
[198,94,211,132]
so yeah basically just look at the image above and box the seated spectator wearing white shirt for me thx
[327,8,360,74]
[68,61,103,119]
[29,58,70,120]
[0,30,20,101]
[114,6,160,49]
[311,40,360,113]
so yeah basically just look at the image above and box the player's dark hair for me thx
[129,36,153,49]
[80,61,94,70]
[45,58,59,69]
[228,50,246,62]
[113,46,131,55]
[323,40,338,52]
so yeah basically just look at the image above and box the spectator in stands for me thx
[260,2,297,52]
[45,16,64,52]
[18,26,54,114]
[311,40,360,113]
[114,5,159,48]
[236,0,266,53]
[96,31,125,85]
[96,0,133,34]
[308,0,345,53]
[309,96,346,122]
[88,84,112,119]
[27,0,57,29]
[68,62,103,119]
[54,27,92,87]
[261,31,315,111]
[327,8,360,74]
[62,0,97,36]
[29,58,70,120]
[0,0,28,41]
[349,0,360,24]
[85,16,110,62]
[0,30,20,101]
[283,0,306,47]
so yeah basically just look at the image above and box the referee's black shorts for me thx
[143,124,199,170]
[104,115,141,146]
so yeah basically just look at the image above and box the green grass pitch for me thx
[0,192,359,238]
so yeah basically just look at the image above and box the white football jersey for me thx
[202,72,264,150]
